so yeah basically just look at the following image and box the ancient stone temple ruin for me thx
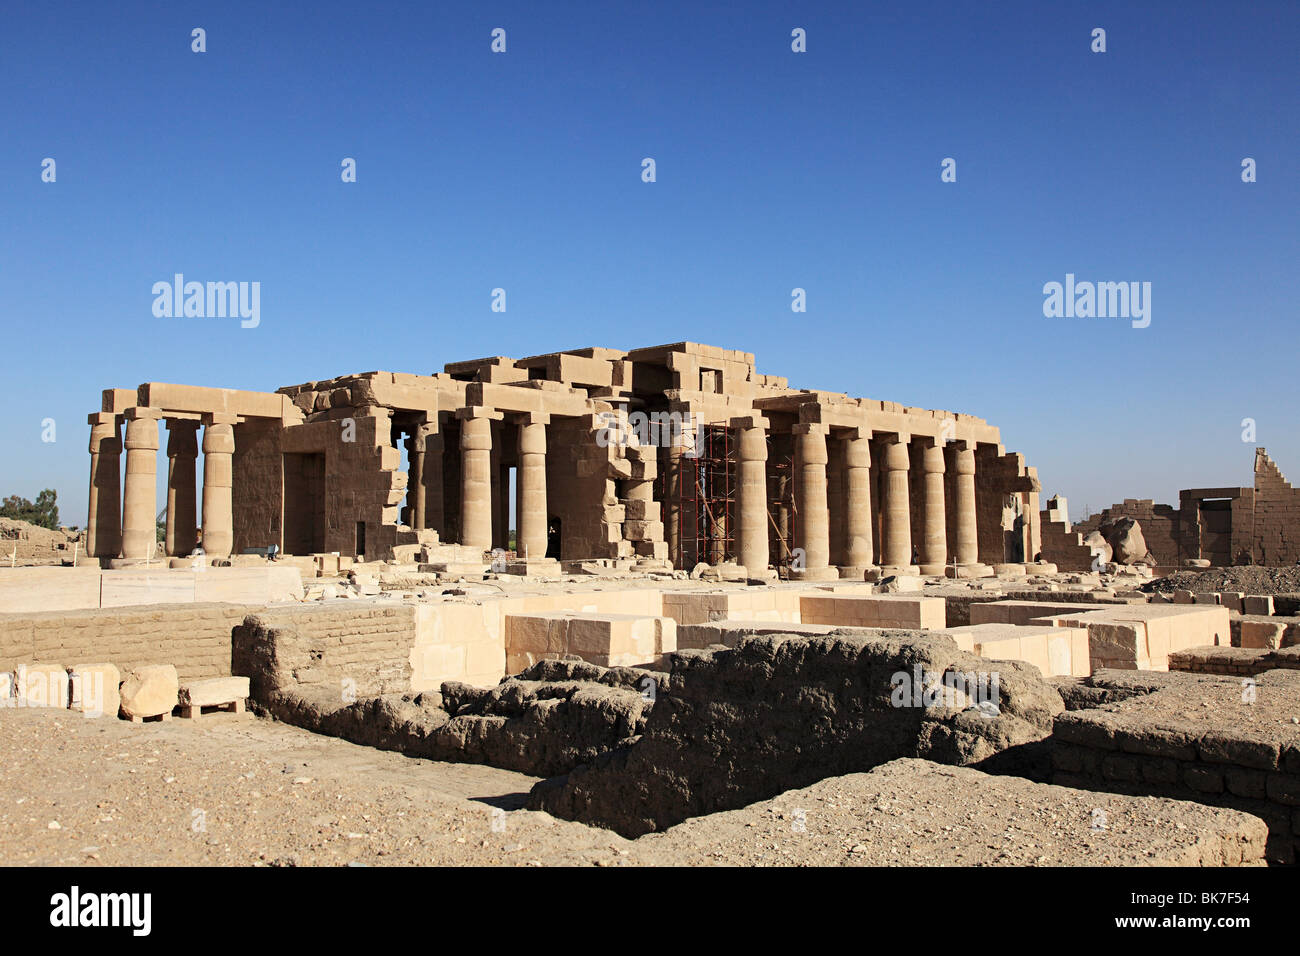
[85,342,1043,577]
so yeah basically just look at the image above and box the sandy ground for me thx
[0,708,1268,867]
[0,708,636,867]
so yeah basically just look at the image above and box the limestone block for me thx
[178,676,250,708]
[69,663,121,717]
[1244,595,1274,616]
[799,594,945,630]
[1240,620,1286,650]
[15,664,70,708]
[875,575,923,593]
[119,664,180,718]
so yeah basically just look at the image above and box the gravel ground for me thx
[0,709,1267,867]
[0,708,637,867]
[638,760,1268,866]
[1144,567,1300,595]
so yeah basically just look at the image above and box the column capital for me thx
[951,442,977,475]
[87,411,116,427]
[457,405,504,422]
[514,411,550,426]
[792,422,829,436]
[729,414,769,431]
[882,439,910,471]
[201,412,239,427]
[922,444,946,473]
[843,432,871,468]
[124,406,163,422]
[166,419,199,458]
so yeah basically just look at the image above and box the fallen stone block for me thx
[119,664,179,720]
[68,663,121,717]
[14,664,69,708]
[1240,620,1286,650]
[1244,595,1274,616]
[177,676,251,716]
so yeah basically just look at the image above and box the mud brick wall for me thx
[1051,669,1300,863]
[1170,646,1300,677]
[0,603,248,679]
[530,630,1066,837]
[1253,450,1300,565]
[233,603,416,701]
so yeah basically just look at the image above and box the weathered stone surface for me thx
[528,630,1064,837]
[1051,667,1300,863]
[1100,516,1149,565]
[178,676,250,708]
[255,657,663,778]
[1083,531,1111,565]
[69,663,120,716]
[14,664,69,708]
[119,664,179,718]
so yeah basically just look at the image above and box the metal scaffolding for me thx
[671,424,735,569]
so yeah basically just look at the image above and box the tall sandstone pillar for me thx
[121,407,162,559]
[841,429,874,576]
[165,419,199,556]
[458,409,495,553]
[517,416,548,560]
[880,436,912,571]
[792,424,837,580]
[919,442,948,574]
[201,413,237,559]
[86,412,122,560]
[953,442,980,568]
[735,416,769,576]
[408,421,435,532]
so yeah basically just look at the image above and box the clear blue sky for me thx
[2,0,1297,526]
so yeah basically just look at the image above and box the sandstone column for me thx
[919,441,948,574]
[879,436,912,572]
[201,413,237,559]
[86,412,122,560]
[458,409,495,553]
[120,407,162,559]
[841,429,874,577]
[953,441,980,567]
[792,423,836,580]
[517,416,548,560]
[165,419,199,556]
[735,416,769,576]
[664,426,685,567]
[409,421,433,531]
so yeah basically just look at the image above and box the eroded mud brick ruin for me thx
[2,341,1297,867]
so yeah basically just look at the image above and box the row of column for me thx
[87,408,236,560]
[728,424,970,578]
[784,425,979,578]
[456,408,549,560]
